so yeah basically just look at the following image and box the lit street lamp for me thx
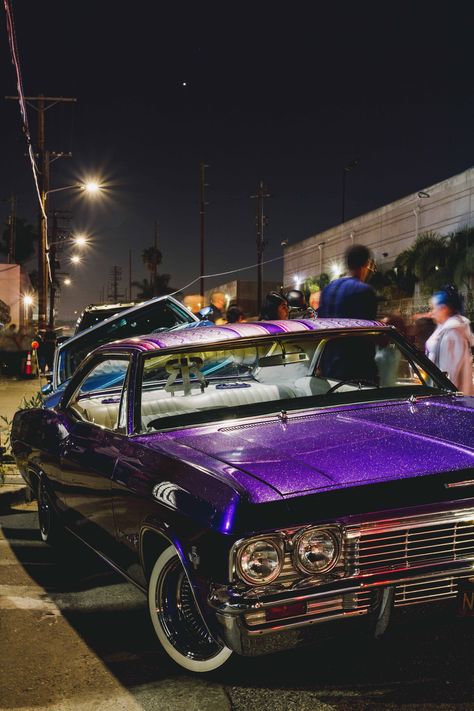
[38,178,103,330]
[70,254,81,264]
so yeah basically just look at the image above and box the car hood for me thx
[168,396,474,497]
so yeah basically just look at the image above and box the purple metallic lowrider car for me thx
[11,319,474,672]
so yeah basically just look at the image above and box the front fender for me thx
[139,522,225,642]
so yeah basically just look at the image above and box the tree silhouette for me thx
[0,218,36,264]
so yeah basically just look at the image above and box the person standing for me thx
[207,291,227,324]
[260,292,289,320]
[226,305,246,324]
[426,287,473,394]
[318,245,377,382]
[318,244,377,319]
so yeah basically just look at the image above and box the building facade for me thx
[283,167,474,288]
[0,263,33,327]
[204,280,282,317]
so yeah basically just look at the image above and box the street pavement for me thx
[0,375,45,424]
[0,494,473,711]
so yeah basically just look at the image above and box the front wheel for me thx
[148,546,232,672]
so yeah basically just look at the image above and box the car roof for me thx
[98,318,387,353]
[59,294,198,351]
[81,302,138,313]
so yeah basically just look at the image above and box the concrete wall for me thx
[284,167,474,287]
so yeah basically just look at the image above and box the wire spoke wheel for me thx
[148,546,232,672]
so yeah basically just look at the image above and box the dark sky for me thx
[2,2,474,318]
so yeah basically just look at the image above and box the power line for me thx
[167,253,284,301]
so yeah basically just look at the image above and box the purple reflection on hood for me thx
[157,396,474,497]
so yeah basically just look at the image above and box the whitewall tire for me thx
[148,546,233,672]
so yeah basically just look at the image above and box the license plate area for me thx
[457,579,474,617]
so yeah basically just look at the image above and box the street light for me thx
[63,277,72,286]
[70,255,81,264]
[73,234,88,246]
[45,179,104,198]
[38,178,103,330]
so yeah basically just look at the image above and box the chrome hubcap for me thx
[155,556,223,661]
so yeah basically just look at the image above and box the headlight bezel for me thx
[234,535,284,585]
[292,526,341,575]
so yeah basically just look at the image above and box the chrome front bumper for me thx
[209,561,474,656]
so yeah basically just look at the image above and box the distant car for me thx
[45,295,200,401]
[11,319,474,672]
[75,302,140,334]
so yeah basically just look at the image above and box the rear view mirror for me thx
[259,352,309,367]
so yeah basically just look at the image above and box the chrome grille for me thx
[244,589,372,627]
[395,575,467,606]
[355,513,474,574]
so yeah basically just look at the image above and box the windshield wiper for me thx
[326,378,380,395]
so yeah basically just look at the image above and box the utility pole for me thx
[199,162,208,300]
[7,194,16,263]
[48,210,58,330]
[251,181,271,310]
[108,266,123,303]
[152,220,159,296]
[48,209,71,330]
[5,95,76,329]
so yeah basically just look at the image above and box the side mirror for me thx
[41,382,53,396]
[197,306,213,321]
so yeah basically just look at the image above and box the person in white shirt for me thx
[426,287,473,395]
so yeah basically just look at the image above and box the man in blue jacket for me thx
[318,244,377,320]
[318,244,377,381]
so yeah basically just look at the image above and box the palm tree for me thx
[395,232,448,293]
[132,273,173,300]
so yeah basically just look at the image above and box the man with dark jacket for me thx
[318,244,377,381]
[318,244,377,319]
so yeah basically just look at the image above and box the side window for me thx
[68,358,130,431]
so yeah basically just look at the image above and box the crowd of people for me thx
[202,244,474,395]
[2,245,472,392]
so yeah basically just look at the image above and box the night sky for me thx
[1,2,473,319]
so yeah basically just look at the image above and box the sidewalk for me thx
[0,375,44,501]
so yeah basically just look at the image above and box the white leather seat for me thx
[141,382,295,428]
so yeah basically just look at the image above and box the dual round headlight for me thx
[235,528,340,585]
[293,528,339,574]
[237,538,282,585]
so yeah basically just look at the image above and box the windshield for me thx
[75,305,134,333]
[141,331,451,431]
[58,299,195,385]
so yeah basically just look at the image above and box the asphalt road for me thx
[0,497,473,711]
